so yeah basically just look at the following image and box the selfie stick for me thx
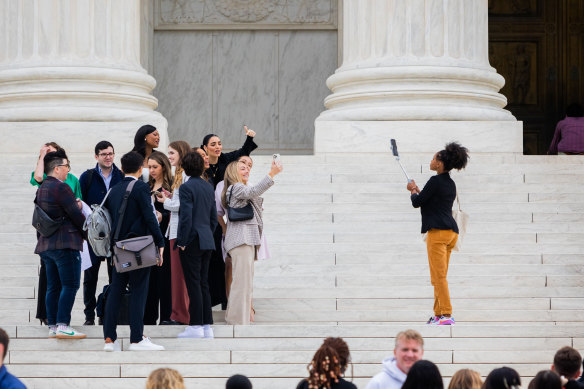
[390,139,412,183]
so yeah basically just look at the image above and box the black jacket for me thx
[176,177,217,250]
[206,135,257,188]
[411,173,459,234]
[105,177,165,248]
[79,164,124,206]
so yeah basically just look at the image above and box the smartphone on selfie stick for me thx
[390,139,412,183]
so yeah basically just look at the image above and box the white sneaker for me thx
[128,336,164,351]
[203,325,214,339]
[48,327,57,339]
[103,339,121,352]
[177,326,204,338]
[56,325,86,339]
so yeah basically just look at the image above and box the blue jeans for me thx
[40,249,81,326]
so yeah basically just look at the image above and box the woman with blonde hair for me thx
[448,369,483,389]
[222,159,282,325]
[157,140,192,325]
[145,368,185,389]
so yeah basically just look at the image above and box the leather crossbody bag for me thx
[32,195,64,237]
[226,186,254,222]
[112,180,159,273]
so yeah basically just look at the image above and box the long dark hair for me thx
[482,367,521,389]
[147,151,173,191]
[402,360,443,389]
[436,142,469,172]
[132,124,157,158]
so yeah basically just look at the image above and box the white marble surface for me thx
[318,0,513,124]
[314,120,523,153]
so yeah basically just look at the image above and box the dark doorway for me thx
[488,0,584,154]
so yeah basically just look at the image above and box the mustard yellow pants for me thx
[426,229,458,316]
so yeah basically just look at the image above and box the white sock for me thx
[57,324,69,331]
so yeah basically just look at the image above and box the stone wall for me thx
[152,0,338,154]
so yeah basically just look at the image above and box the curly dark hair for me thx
[182,151,204,178]
[305,337,352,389]
[436,142,469,172]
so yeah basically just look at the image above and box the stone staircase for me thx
[2,152,584,389]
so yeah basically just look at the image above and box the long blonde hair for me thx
[221,161,244,209]
[448,369,482,389]
[169,140,192,191]
[145,368,186,389]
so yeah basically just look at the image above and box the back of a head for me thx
[482,367,521,389]
[437,142,469,172]
[43,150,68,175]
[566,103,584,118]
[448,369,483,389]
[181,152,204,178]
[553,346,582,379]
[0,327,9,363]
[145,368,185,389]
[402,360,443,389]
[121,151,144,175]
[529,370,562,389]
[322,337,351,373]
[226,374,252,389]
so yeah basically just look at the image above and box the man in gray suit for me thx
[176,152,218,338]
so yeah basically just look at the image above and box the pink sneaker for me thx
[437,316,455,325]
[426,316,440,325]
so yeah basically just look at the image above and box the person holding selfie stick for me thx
[406,142,469,325]
[202,126,258,188]
[222,159,282,325]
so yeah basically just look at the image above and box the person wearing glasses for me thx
[78,141,124,326]
[30,142,82,326]
[35,150,87,339]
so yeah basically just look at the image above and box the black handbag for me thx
[32,195,64,237]
[112,180,160,273]
[227,186,254,222]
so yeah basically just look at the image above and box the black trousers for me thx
[36,256,61,321]
[179,239,213,326]
[103,266,150,344]
[83,246,113,321]
[143,238,172,324]
[209,225,227,308]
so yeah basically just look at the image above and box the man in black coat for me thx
[102,151,165,352]
[79,140,124,325]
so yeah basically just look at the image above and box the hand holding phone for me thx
[272,153,281,165]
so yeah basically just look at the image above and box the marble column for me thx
[0,0,167,153]
[315,0,523,153]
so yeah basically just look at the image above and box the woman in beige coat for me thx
[221,159,282,325]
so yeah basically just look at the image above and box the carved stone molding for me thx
[155,0,337,30]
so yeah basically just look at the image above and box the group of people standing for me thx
[32,124,282,350]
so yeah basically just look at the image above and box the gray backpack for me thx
[83,189,113,257]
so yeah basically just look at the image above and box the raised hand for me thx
[244,125,256,138]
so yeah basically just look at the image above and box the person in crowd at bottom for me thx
[144,151,173,325]
[222,159,282,325]
[448,369,483,389]
[103,151,165,352]
[551,346,584,389]
[402,360,443,389]
[296,337,356,389]
[0,328,27,389]
[35,150,86,339]
[226,374,253,389]
[30,142,81,326]
[145,368,186,389]
[528,370,562,389]
[176,152,218,338]
[482,367,521,389]
[365,329,424,389]
[407,142,469,325]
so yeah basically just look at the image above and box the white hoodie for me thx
[365,356,407,389]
